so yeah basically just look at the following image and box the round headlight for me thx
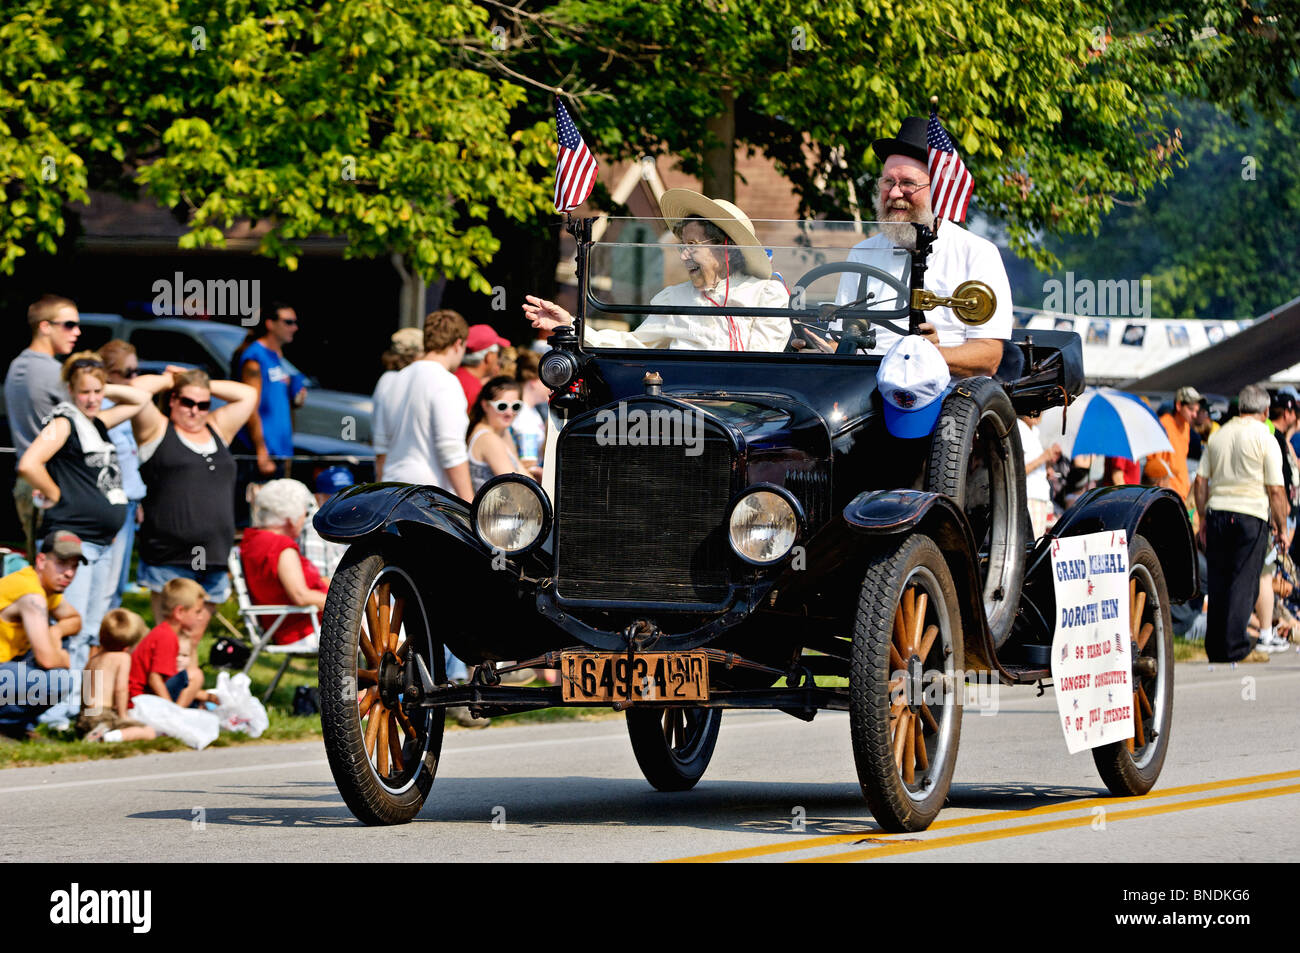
[539,349,579,389]
[474,479,547,553]
[728,490,798,564]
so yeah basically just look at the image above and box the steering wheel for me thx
[785,262,911,354]
[790,261,911,314]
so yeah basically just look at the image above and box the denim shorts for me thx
[137,562,232,604]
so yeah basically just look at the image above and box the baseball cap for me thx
[1271,391,1297,416]
[1175,385,1202,405]
[40,530,88,564]
[315,465,355,494]
[877,335,950,439]
[466,324,510,352]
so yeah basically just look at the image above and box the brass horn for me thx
[910,280,997,325]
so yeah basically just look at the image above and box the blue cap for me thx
[315,466,355,494]
[877,335,952,439]
[882,390,949,439]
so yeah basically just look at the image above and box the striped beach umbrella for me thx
[1058,388,1173,460]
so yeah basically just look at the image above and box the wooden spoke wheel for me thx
[850,534,963,832]
[626,706,721,792]
[320,548,443,825]
[1092,534,1173,796]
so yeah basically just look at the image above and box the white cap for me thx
[877,335,950,438]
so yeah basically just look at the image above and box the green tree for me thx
[1028,96,1300,318]
[0,1,554,287]
[499,0,1200,268]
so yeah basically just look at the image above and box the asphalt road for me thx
[2,654,1297,863]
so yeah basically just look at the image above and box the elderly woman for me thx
[523,189,790,351]
[17,351,151,727]
[129,367,258,623]
[241,479,327,647]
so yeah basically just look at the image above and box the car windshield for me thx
[580,217,914,355]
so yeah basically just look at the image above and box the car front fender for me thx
[313,482,477,546]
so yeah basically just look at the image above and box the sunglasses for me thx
[176,396,212,411]
[276,317,299,327]
[119,367,141,378]
[69,357,103,371]
[51,320,81,331]
[491,401,523,413]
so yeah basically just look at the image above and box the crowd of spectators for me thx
[3,294,545,741]
[1022,381,1300,665]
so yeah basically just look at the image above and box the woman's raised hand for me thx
[522,295,574,332]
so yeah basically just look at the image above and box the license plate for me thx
[560,651,709,703]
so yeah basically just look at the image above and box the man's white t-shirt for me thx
[833,221,1013,364]
[380,361,469,490]
[370,368,400,455]
[583,274,791,352]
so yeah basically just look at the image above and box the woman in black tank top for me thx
[129,367,258,617]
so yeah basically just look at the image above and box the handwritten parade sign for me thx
[1050,531,1133,754]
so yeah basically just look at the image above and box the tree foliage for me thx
[0,1,554,287]
[1034,95,1300,318]
[503,0,1298,273]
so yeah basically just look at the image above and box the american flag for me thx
[927,108,974,223]
[554,101,598,213]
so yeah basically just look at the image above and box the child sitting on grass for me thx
[128,577,220,708]
[78,609,156,743]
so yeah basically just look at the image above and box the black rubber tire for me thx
[1092,534,1174,796]
[850,534,964,832]
[925,376,1027,648]
[320,547,444,825]
[626,707,722,792]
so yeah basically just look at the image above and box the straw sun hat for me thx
[658,188,772,280]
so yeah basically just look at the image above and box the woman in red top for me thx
[241,479,328,645]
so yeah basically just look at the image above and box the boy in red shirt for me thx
[129,577,219,708]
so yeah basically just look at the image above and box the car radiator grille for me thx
[555,423,735,605]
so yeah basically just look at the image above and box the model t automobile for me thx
[314,214,1196,830]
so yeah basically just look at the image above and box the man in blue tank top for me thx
[235,302,307,477]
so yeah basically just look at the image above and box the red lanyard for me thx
[700,251,744,351]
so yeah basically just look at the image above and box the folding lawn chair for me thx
[227,545,320,702]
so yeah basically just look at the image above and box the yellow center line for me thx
[797,782,1300,863]
[661,768,1300,863]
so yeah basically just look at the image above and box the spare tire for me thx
[924,376,1028,647]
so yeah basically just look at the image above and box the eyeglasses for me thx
[878,178,931,196]
[176,396,212,411]
[491,401,523,413]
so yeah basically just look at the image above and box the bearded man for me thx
[834,117,1013,380]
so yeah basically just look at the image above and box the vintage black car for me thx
[313,216,1197,830]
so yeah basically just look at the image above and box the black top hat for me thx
[872,116,929,165]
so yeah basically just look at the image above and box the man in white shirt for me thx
[835,117,1012,381]
[524,189,790,351]
[1193,384,1289,661]
[376,310,474,501]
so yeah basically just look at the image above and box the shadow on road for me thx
[125,775,1109,835]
